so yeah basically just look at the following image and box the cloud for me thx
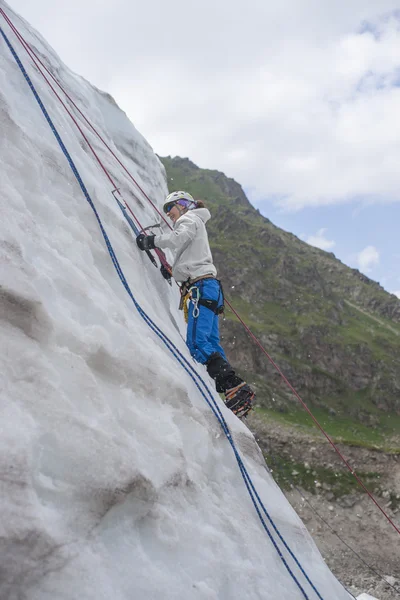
[9,0,400,211]
[356,245,380,272]
[305,229,336,251]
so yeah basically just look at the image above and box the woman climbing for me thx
[136,191,255,418]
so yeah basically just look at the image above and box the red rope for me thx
[1,8,171,230]
[0,8,170,269]
[226,299,400,535]
[2,6,399,537]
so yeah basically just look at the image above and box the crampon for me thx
[225,382,255,419]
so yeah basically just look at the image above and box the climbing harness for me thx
[2,6,400,541]
[179,275,225,323]
[0,21,327,599]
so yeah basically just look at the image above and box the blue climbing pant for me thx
[186,278,226,364]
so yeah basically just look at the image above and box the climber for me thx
[136,191,255,418]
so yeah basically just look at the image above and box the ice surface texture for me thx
[0,3,352,599]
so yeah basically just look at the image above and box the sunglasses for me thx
[165,203,177,213]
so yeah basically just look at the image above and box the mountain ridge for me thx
[160,155,400,427]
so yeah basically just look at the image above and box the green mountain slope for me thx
[159,155,400,441]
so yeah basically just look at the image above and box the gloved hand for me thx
[136,234,156,251]
[160,264,172,281]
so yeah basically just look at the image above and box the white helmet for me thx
[163,191,196,214]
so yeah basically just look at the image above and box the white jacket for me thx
[154,208,217,283]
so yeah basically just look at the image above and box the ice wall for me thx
[0,3,351,598]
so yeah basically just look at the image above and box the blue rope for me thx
[1,25,326,600]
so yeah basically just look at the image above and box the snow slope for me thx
[1,3,352,599]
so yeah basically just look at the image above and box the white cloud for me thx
[305,229,336,251]
[356,245,380,272]
[9,0,400,211]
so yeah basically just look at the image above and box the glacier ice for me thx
[0,2,355,598]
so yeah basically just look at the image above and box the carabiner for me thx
[189,286,200,318]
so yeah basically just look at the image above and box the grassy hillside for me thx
[159,155,400,446]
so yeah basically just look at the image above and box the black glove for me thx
[136,234,156,251]
[160,264,172,281]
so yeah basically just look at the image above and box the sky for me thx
[6,0,400,298]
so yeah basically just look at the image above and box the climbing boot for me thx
[206,352,255,418]
[206,352,242,393]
